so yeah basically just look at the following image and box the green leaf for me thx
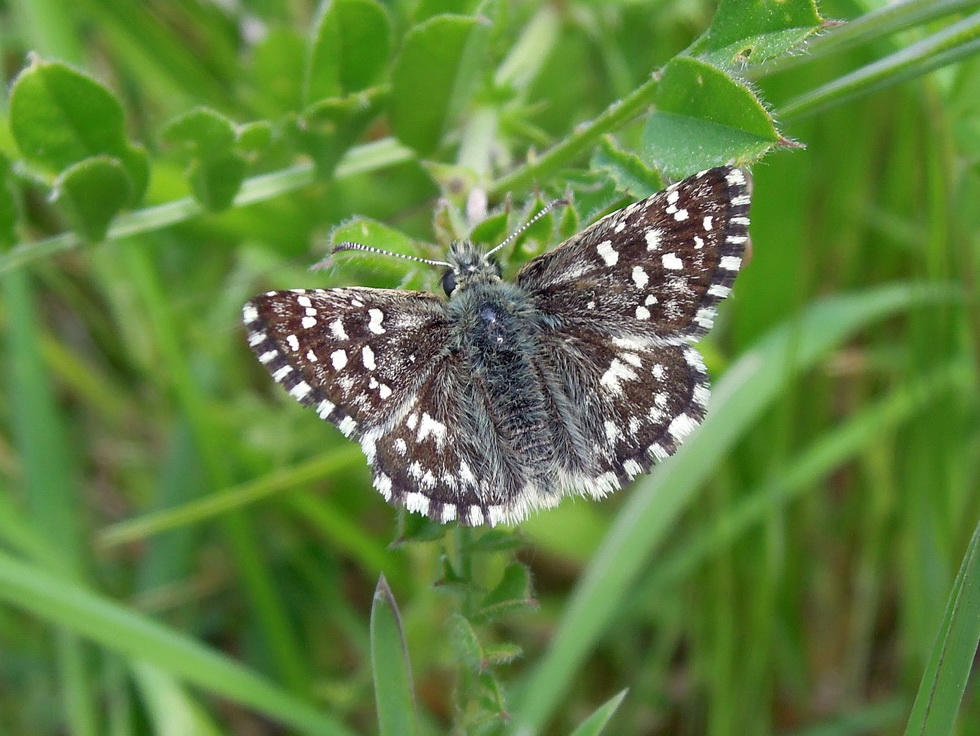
[295,86,387,177]
[188,152,247,212]
[330,217,417,251]
[304,0,393,103]
[414,0,481,23]
[591,137,665,197]
[642,112,775,176]
[390,14,491,155]
[476,671,508,716]
[371,575,418,736]
[9,57,148,201]
[903,520,980,736]
[481,641,523,667]
[644,57,782,174]
[474,563,536,623]
[697,0,825,66]
[160,106,237,156]
[57,156,132,242]
[461,528,525,554]
[448,611,485,673]
[567,689,629,736]
[160,108,261,211]
[237,121,274,156]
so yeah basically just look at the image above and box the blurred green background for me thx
[0,1,977,735]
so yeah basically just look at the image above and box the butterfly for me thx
[243,166,750,526]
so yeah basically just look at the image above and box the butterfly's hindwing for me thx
[364,349,561,527]
[538,325,710,498]
[516,167,749,340]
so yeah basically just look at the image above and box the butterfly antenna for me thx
[485,198,569,258]
[312,242,451,271]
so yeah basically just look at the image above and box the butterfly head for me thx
[442,241,501,296]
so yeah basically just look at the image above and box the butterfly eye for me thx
[442,269,457,296]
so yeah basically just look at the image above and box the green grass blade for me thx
[778,13,980,119]
[511,283,955,735]
[98,446,362,547]
[903,519,980,736]
[4,267,98,735]
[371,575,418,736]
[0,551,358,736]
[646,361,970,591]
[131,662,223,736]
[566,689,628,736]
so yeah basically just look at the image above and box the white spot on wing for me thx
[405,492,430,516]
[286,334,299,352]
[662,252,684,270]
[330,319,348,340]
[242,304,258,323]
[367,309,386,334]
[600,358,638,394]
[720,255,742,271]
[374,473,392,499]
[623,459,643,477]
[289,381,311,400]
[417,413,447,446]
[668,412,699,441]
[726,169,746,186]
[596,239,619,266]
[361,345,376,370]
[645,228,662,250]
[631,266,649,289]
[330,349,347,370]
[301,316,317,329]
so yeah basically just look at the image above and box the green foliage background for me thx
[0,0,977,735]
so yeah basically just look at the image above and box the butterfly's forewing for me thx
[516,166,750,341]
[244,287,451,437]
